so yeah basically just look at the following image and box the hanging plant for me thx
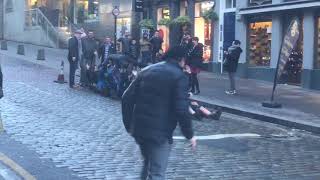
[158,18,172,27]
[170,16,191,27]
[139,19,155,29]
[202,9,219,22]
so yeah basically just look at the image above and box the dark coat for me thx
[224,46,243,73]
[188,43,204,69]
[122,61,194,144]
[82,37,98,60]
[149,36,163,53]
[98,43,116,63]
[68,36,80,63]
[118,37,131,55]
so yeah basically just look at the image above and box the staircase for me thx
[24,8,73,48]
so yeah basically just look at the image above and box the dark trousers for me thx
[190,73,200,92]
[135,138,171,180]
[69,62,77,87]
[228,72,236,91]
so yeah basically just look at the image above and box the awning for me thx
[239,0,320,15]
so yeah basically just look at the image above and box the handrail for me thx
[24,8,60,48]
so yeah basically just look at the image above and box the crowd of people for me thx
[67,29,165,97]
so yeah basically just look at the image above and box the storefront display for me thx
[77,0,99,23]
[157,7,170,52]
[116,17,131,39]
[248,21,272,66]
[195,1,214,62]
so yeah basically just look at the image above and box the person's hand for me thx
[72,57,76,61]
[189,137,197,151]
[86,64,90,70]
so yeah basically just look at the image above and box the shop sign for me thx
[141,29,150,39]
[162,8,170,19]
[135,0,143,12]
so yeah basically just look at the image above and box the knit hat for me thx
[162,45,187,61]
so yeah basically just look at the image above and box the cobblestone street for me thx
[1,55,320,180]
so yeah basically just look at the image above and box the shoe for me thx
[194,90,200,95]
[209,108,222,120]
[225,90,236,95]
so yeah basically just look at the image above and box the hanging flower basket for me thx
[202,9,219,22]
[170,16,192,27]
[158,18,172,27]
[139,19,155,30]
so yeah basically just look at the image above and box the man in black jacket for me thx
[82,31,98,87]
[122,46,196,180]
[224,40,243,95]
[68,30,82,88]
[150,30,163,64]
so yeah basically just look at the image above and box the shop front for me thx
[157,7,170,52]
[194,1,214,62]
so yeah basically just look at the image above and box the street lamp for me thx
[112,6,120,51]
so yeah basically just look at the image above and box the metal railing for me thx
[25,8,60,48]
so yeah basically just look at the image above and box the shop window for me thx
[226,0,236,9]
[195,1,215,62]
[248,21,272,66]
[77,0,99,23]
[316,17,320,69]
[157,8,170,52]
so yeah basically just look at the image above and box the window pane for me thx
[249,21,272,66]
[226,0,232,9]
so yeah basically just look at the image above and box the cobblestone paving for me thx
[1,56,320,179]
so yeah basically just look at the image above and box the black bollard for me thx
[0,41,8,50]
[37,49,45,60]
[17,44,25,55]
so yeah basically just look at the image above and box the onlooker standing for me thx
[68,30,82,88]
[139,33,151,66]
[188,37,203,95]
[122,46,196,180]
[118,31,131,56]
[150,30,163,64]
[98,37,116,65]
[224,40,243,95]
[129,39,139,64]
[82,31,98,87]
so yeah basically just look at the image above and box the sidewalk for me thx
[1,41,320,134]
[194,72,320,134]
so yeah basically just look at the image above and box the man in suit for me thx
[68,30,82,88]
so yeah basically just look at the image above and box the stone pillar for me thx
[151,2,158,31]
[234,0,248,77]
[270,13,283,68]
[302,11,315,89]
[187,0,195,36]
[169,0,180,46]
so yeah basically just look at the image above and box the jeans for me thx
[135,138,172,180]
[228,72,236,91]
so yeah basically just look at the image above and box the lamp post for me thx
[112,6,120,51]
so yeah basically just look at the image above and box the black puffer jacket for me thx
[122,61,194,144]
